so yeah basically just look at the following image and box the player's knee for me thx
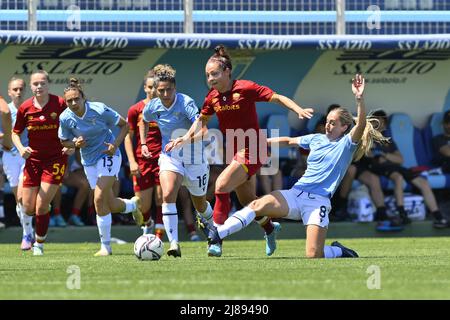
[215,178,231,193]
[248,199,265,213]
[305,247,323,259]
[94,197,107,215]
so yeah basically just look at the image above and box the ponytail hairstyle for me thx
[208,44,233,72]
[152,64,176,87]
[64,77,86,99]
[335,107,390,161]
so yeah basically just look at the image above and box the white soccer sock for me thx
[121,199,136,213]
[162,203,178,243]
[217,207,256,239]
[16,204,23,226]
[96,214,112,250]
[197,201,213,223]
[324,245,343,259]
[21,206,34,237]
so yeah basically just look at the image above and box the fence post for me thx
[336,0,346,35]
[184,0,194,33]
[27,0,38,31]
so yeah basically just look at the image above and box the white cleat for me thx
[167,241,181,258]
[131,196,144,226]
[94,247,112,257]
[32,244,44,256]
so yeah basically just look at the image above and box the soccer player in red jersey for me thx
[168,45,314,257]
[124,69,165,239]
[12,70,69,256]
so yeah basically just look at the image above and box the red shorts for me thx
[22,157,68,187]
[233,148,263,178]
[132,158,160,192]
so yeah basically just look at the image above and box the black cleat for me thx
[433,218,449,229]
[331,241,359,258]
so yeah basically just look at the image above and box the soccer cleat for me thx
[376,220,404,232]
[68,214,85,226]
[195,213,210,238]
[142,225,152,235]
[264,222,281,256]
[206,224,221,245]
[21,234,34,251]
[167,241,181,258]
[94,247,112,257]
[49,216,56,227]
[32,244,44,256]
[131,196,144,226]
[331,241,359,258]
[142,218,155,235]
[207,243,222,257]
[433,218,449,229]
[53,215,67,227]
[190,232,201,242]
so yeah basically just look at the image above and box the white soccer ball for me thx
[134,234,164,261]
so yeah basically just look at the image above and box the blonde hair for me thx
[334,107,390,161]
[8,77,26,89]
[30,69,50,82]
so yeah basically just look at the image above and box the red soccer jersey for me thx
[201,79,274,134]
[13,94,66,161]
[202,80,274,161]
[127,100,162,161]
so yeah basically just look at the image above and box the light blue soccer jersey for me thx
[58,101,121,166]
[142,93,203,163]
[293,133,357,198]
[0,102,28,152]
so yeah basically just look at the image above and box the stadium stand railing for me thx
[1,0,449,34]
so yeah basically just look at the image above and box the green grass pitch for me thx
[1,237,450,300]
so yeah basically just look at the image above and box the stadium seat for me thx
[389,113,450,189]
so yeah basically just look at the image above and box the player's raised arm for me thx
[350,73,367,144]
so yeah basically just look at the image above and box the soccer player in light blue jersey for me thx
[58,78,144,257]
[0,77,34,249]
[203,74,388,258]
[140,64,213,258]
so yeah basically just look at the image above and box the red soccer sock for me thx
[143,209,152,225]
[186,223,196,234]
[87,205,96,216]
[155,206,163,225]
[213,192,231,225]
[35,213,50,243]
[71,208,81,216]
[256,216,274,234]
[53,207,61,216]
